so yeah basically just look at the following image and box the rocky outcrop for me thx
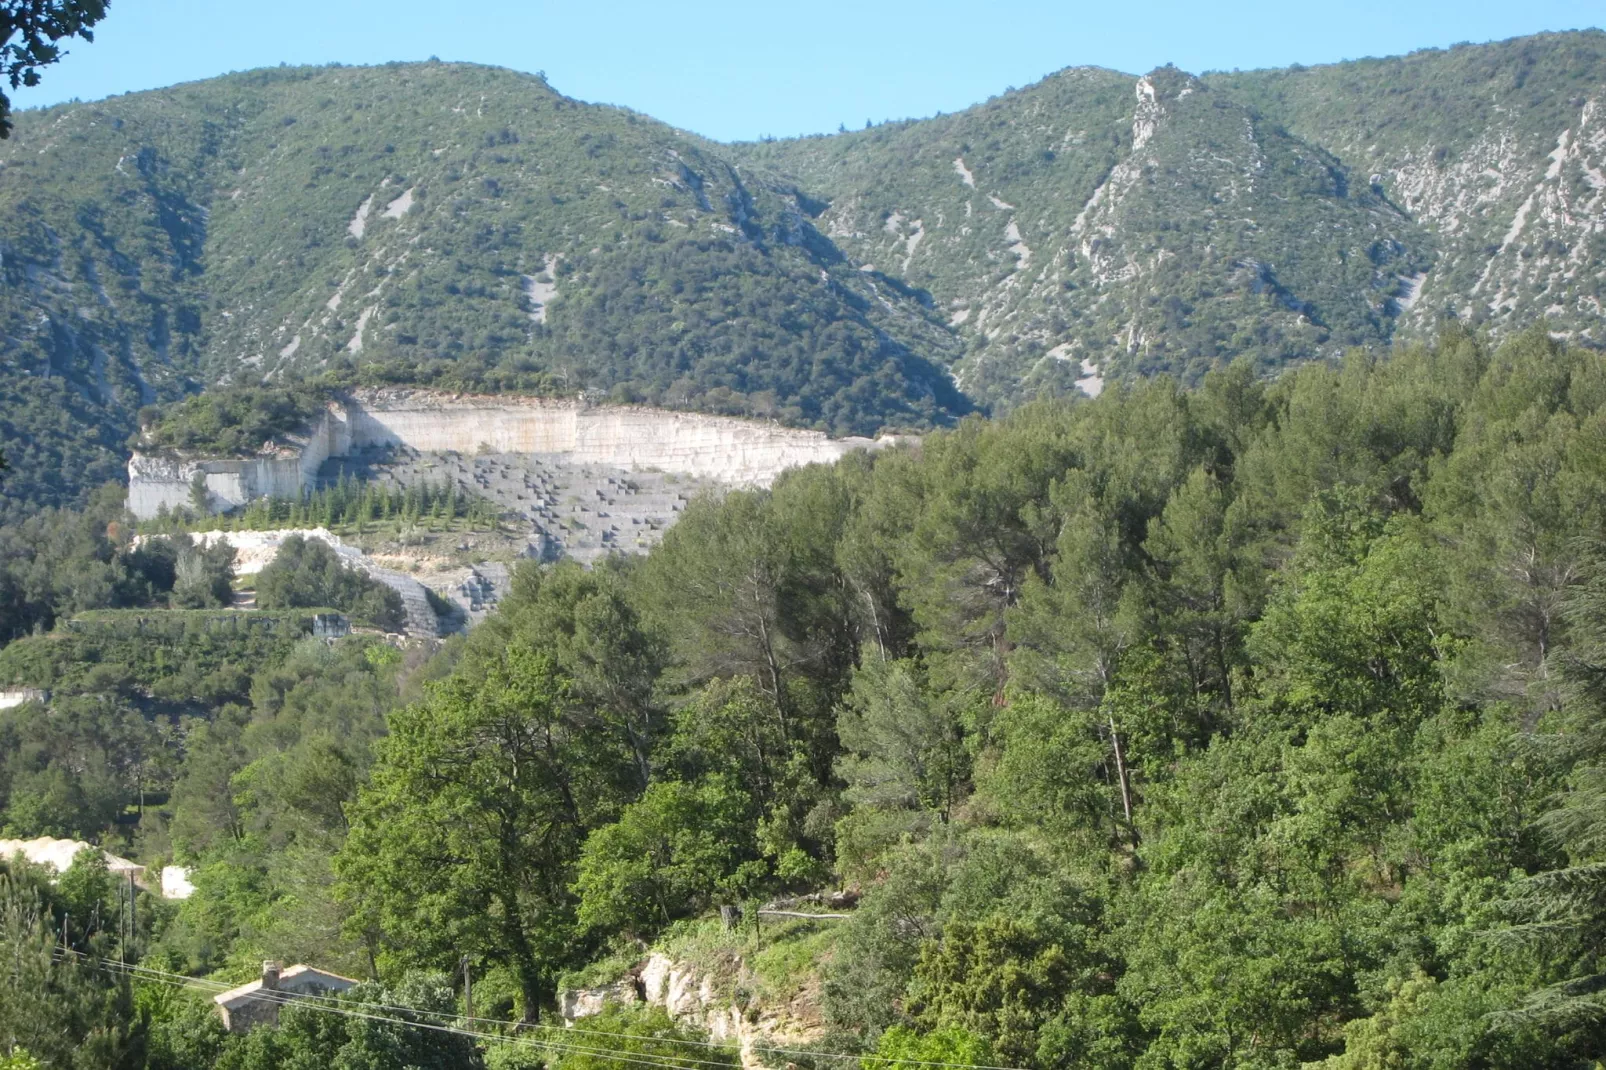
[159,529,442,637]
[357,562,441,638]
[561,980,642,1023]
[562,951,826,1070]
[127,408,349,519]
[128,390,894,520]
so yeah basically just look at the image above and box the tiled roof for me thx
[212,965,360,1007]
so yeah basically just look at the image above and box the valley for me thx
[4,26,1606,1070]
[4,32,1606,516]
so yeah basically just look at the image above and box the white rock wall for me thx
[566,950,822,1069]
[344,392,878,483]
[126,406,346,519]
[0,689,49,710]
[129,393,887,519]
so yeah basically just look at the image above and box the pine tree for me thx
[1496,541,1606,1054]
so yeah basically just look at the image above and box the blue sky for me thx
[12,0,1605,142]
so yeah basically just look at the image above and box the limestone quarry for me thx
[128,392,899,606]
[129,390,891,520]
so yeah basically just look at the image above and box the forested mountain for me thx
[2,32,1605,512]
[0,62,964,513]
[7,29,1606,1070]
[738,31,1606,402]
[6,329,1606,1067]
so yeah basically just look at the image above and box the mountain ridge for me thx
[3,31,1605,512]
[737,29,1606,397]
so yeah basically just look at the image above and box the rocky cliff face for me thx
[1386,102,1606,340]
[562,952,825,1070]
[127,390,892,519]
[341,390,889,481]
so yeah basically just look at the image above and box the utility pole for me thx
[1108,712,1136,846]
[126,869,138,964]
[460,954,473,1021]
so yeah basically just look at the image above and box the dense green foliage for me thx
[0,61,964,514]
[0,485,236,645]
[344,327,1606,1066]
[0,853,140,1069]
[139,473,502,537]
[254,534,405,631]
[8,33,1606,515]
[137,384,336,457]
[169,540,236,610]
[9,327,1606,1067]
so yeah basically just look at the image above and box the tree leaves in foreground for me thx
[0,0,107,136]
[338,649,608,1021]
[8,328,1606,1066]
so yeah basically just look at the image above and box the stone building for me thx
[213,961,359,1032]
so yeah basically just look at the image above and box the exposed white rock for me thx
[562,981,639,1022]
[523,254,559,323]
[902,218,925,272]
[1132,76,1160,151]
[0,836,143,879]
[347,194,375,239]
[0,688,48,710]
[1005,219,1031,269]
[1396,271,1428,310]
[176,528,359,576]
[952,156,976,188]
[382,188,414,219]
[161,865,196,900]
[566,949,821,1069]
[1079,359,1104,397]
[639,953,673,1005]
[128,392,895,520]
[346,306,377,353]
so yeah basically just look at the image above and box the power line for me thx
[58,951,745,1070]
[96,952,1031,1070]
[57,948,1031,1070]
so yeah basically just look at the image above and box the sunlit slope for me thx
[0,62,964,512]
[738,31,1606,401]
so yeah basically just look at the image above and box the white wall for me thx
[128,393,888,519]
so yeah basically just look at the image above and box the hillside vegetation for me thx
[4,328,1606,1066]
[4,33,1606,513]
[739,31,1606,403]
[0,62,964,513]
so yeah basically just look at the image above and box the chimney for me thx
[261,961,281,991]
